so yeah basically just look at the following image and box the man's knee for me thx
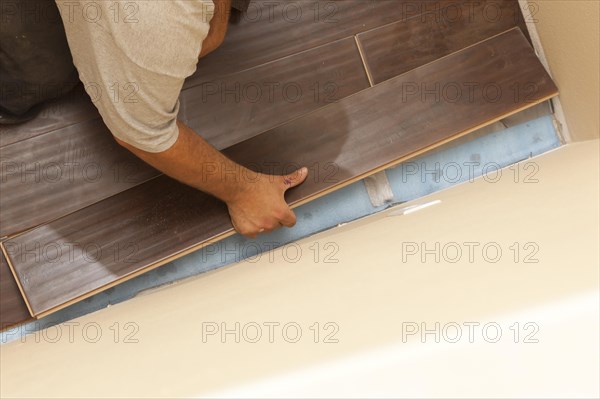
[0,0,78,115]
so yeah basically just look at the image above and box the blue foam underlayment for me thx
[1,115,560,343]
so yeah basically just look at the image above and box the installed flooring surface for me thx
[357,0,530,84]
[3,28,558,317]
[180,37,370,150]
[1,1,550,327]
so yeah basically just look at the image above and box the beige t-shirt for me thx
[56,0,215,152]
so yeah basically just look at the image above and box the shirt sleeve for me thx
[88,60,184,153]
[56,0,214,153]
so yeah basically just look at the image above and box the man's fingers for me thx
[279,208,297,228]
[229,168,307,238]
[282,167,308,190]
[230,216,258,238]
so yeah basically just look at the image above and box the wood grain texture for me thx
[357,0,530,84]
[4,28,559,316]
[185,0,458,87]
[0,249,31,330]
[0,118,159,237]
[180,37,369,150]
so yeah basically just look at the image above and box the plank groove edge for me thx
[0,246,32,330]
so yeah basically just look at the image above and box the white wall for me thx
[532,0,600,141]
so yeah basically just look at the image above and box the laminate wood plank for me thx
[4,28,558,317]
[0,118,159,237]
[0,248,31,330]
[357,0,529,84]
[0,86,99,148]
[421,100,554,159]
[184,0,458,88]
[180,37,370,150]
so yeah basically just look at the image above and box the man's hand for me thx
[116,122,308,238]
[227,168,308,238]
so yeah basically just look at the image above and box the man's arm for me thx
[115,121,307,238]
[60,0,306,237]
[114,2,309,239]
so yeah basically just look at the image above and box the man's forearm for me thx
[115,120,249,204]
[115,121,308,238]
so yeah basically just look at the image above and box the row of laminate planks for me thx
[0,1,554,329]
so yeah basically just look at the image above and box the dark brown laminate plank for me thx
[357,0,529,84]
[4,28,558,316]
[185,0,458,87]
[0,118,160,237]
[0,248,32,330]
[180,37,370,150]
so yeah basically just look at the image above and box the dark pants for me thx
[0,0,250,122]
[0,0,78,118]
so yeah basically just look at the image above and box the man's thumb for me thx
[282,167,308,190]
